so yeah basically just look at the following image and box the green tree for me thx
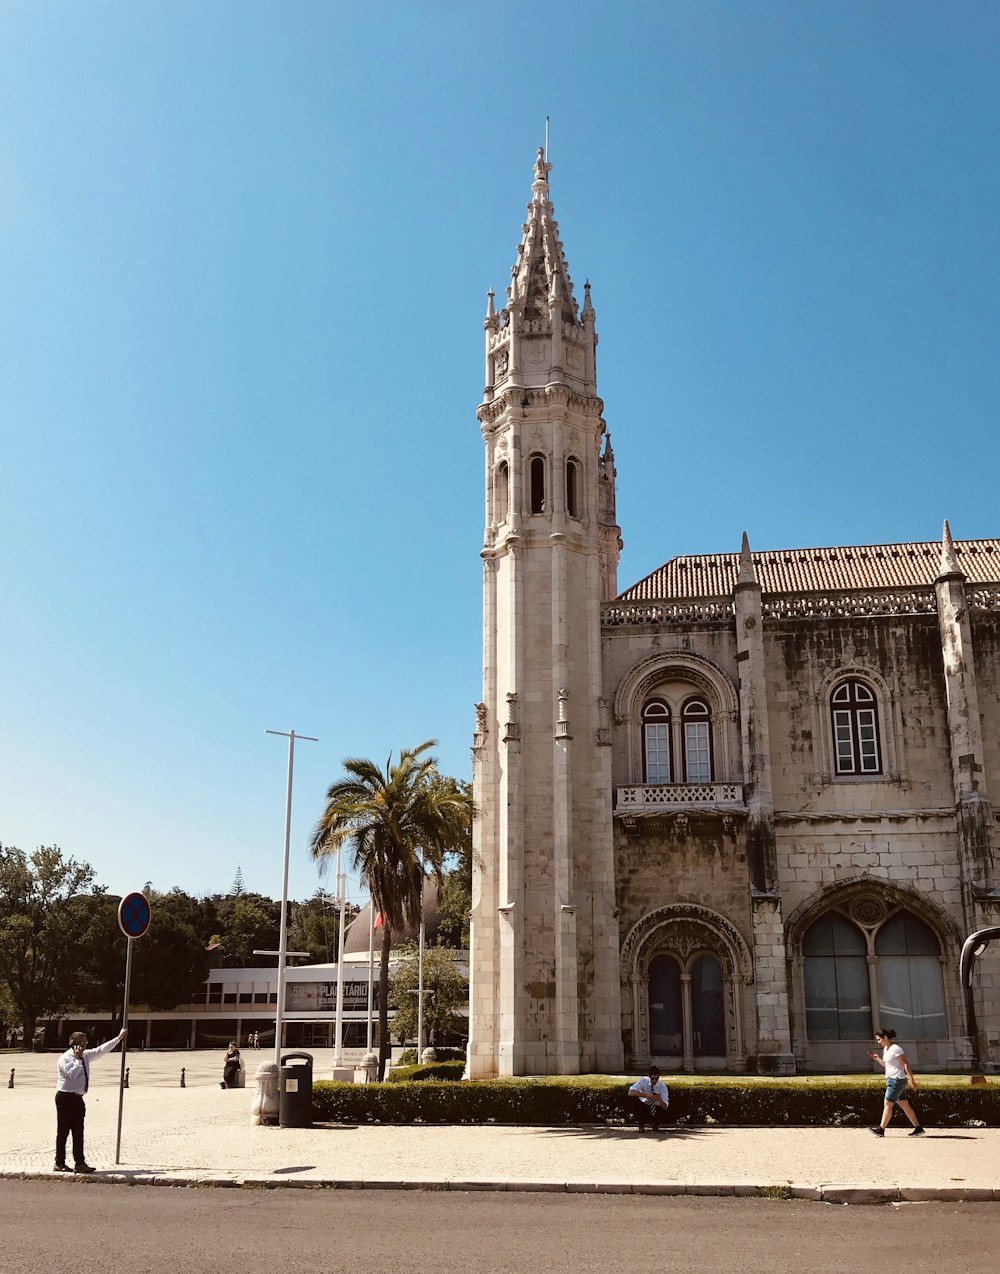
[214,893,281,966]
[0,980,17,1044]
[287,890,341,964]
[132,894,209,1010]
[436,852,472,950]
[0,845,96,1043]
[388,941,468,1046]
[430,777,473,950]
[72,887,212,1019]
[309,740,474,1079]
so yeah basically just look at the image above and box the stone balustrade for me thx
[615,782,744,810]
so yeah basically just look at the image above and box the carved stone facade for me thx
[470,153,1000,1077]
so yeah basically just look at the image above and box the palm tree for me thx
[309,740,474,1080]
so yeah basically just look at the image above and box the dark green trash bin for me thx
[278,1052,313,1127]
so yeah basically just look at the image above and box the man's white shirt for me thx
[55,1036,123,1093]
[628,1076,669,1106]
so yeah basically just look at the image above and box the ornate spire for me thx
[510,148,579,325]
[483,149,596,399]
[939,518,962,578]
[737,532,758,587]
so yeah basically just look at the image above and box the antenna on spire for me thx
[544,115,549,162]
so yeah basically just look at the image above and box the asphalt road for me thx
[3,1181,998,1273]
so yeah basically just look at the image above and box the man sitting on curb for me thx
[628,1065,670,1133]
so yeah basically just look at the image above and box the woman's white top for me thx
[883,1043,907,1080]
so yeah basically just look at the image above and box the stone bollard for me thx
[180,1067,186,1088]
[359,1050,378,1083]
[250,1060,279,1125]
[7,1068,13,1089]
[124,1067,129,1089]
[420,1046,437,1065]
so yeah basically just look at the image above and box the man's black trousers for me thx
[55,1091,86,1166]
[628,1096,667,1129]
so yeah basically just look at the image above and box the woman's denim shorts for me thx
[885,1076,908,1103]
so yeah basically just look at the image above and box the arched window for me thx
[831,679,882,775]
[875,911,947,1040]
[642,700,671,783]
[565,459,579,518]
[529,455,546,514]
[803,912,871,1040]
[803,905,949,1044]
[495,461,509,523]
[681,698,713,782]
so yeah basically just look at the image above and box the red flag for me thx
[373,911,384,929]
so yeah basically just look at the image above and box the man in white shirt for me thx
[628,1065,670,1133]
[54,1027,127,1173]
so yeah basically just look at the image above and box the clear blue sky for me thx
[2,2,998,905]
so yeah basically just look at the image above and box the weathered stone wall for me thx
[605,600,1000,1072]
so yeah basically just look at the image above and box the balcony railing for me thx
[616,782,744,811]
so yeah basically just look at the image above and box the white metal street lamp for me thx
[265,728,318,1067]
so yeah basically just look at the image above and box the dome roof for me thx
[343,879,444,957]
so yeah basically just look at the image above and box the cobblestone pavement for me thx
[2,1049,998,1203]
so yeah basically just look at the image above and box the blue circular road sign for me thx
[118,892,151,939]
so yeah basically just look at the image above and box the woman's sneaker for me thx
[909,1126,926,1136]
[868,1126,884,1137]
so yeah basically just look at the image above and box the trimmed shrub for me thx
[386,1061,466,1083]
[310,1076,1000,1127]
[395,1047,466,1066]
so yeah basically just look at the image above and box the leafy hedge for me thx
[394,1047,467,1066]
[311,1077,1000,1127]
[386,1061,466,1083]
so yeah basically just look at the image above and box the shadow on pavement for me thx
[536,1124,710,1141]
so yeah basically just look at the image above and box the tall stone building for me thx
[468,151,1000,1077]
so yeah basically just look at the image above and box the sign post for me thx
[115,891,151,1164]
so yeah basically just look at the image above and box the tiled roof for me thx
[617,539,1000,602]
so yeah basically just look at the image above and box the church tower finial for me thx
[737,532,758,587]
[939,519,962,579]
[481,151,594,400]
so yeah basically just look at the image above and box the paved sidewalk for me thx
[2,1049,998,1204]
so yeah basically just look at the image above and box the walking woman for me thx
[867,1028,925,1137]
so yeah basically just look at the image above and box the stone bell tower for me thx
[468,150,623,1077]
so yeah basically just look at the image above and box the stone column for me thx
[750,898,795,1074]
[733,535,795,1072]
[935,522,993,912]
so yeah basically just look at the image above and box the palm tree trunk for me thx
[377,922,392,1081]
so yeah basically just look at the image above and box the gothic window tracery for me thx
[802,905,947,1042]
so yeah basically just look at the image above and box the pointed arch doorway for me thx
[621,904,752,1073]
[648,951,727,1068]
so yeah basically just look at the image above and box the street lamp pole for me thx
[959,925,1000,1073]
[266,728,318,1068]
[417,845,425,1058]
[366,904,375,1052]
[333,844,348,1068]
